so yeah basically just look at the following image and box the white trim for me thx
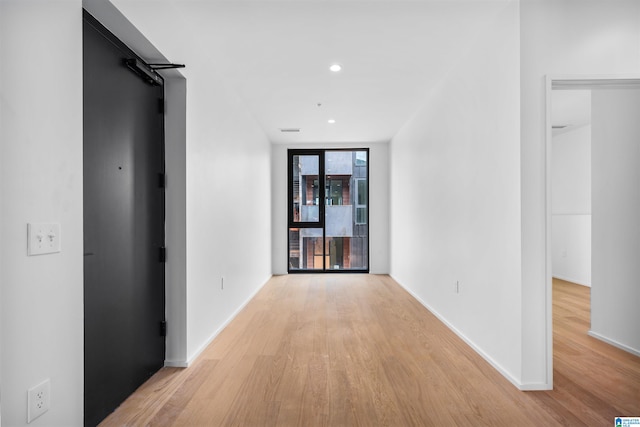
[164,360,189,368]
[518,382,553,392]
[549,73,640,88]
[390,276,539,391]
[544,75,554,390]
[186,276,271,366]
[588,331,640,358]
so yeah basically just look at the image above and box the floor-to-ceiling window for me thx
[288,149,369,272]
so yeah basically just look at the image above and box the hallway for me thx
[100,275,639,426]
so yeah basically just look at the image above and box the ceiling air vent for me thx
[280,128,301,133]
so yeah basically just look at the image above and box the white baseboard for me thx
[164,360,189,368]
[389,275,540,391]
[186,275,271,366]
[588,330,640,358]
[552,275,591,287]
[518,382,553,391]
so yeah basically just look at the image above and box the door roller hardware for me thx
[124,58,162,86]
[148,63,186,70]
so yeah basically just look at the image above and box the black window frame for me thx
[287,148,370,274]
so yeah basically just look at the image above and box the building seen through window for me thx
[289,150,369,272]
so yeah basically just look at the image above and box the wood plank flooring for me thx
[528,278,640,426]
[99,275,640,426]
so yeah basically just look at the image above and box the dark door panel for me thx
[83,11,165,426]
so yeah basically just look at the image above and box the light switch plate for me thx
[28,223,61,256]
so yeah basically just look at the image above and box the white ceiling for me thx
[113,0,513,144]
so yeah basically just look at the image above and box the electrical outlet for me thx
[28,379,50,423]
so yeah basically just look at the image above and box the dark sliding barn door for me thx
[83,11,165,426]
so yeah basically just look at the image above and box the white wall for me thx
[551,124,591,286]
[164,77,188,365]
[0,1,84,425]
[271,142,390,275]
[520,0,640,386]
[109,0,274,364]
[551,215,591,285]
[590,88,640,355]
[1,1,273,424]
[184,74,272,362]
[390,2,523,386]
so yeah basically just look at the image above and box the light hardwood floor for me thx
[100,275,640,426]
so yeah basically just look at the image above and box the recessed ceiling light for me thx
[329,64,342,72]
[328,119,336,124]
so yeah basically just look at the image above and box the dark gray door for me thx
[83,11,165,426]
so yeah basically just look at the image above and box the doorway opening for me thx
[545,75,640,387]
[288,149,369,273]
